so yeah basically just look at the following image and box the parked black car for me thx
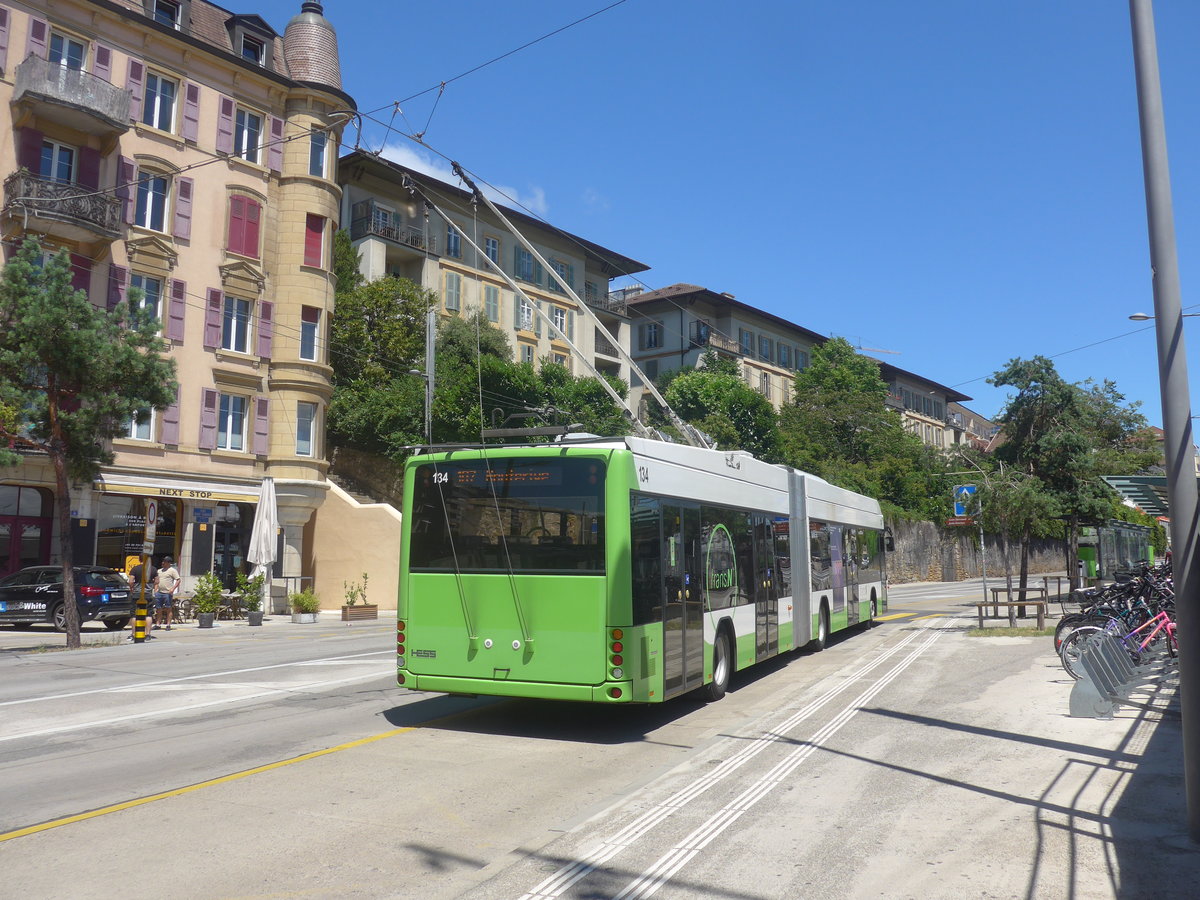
[0,566,134,632]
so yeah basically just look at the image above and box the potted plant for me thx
[237,571,266,626]
[192,572,225,628]
[340,572,377,622]
[290,587,321,623]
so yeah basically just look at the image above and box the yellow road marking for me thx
[0,727,413,843]
[913,613,949,620]
[875,612,915,621]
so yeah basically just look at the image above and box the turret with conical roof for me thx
[283,1,342,89]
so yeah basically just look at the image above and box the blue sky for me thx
[257,0,1200,424]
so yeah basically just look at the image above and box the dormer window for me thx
[241,35,264,65]
[153,0,180,28]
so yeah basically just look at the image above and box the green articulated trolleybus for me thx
[396,436,889,704]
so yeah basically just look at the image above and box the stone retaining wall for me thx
[888,518,1065,584]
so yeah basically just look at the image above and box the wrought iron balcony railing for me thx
[3,171,122,240]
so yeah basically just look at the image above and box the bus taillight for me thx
[611,640,623,653]
[611,628,623,640]
[609,687,622,699]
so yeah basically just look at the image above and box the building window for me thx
[128,408,154,441]
[153,0,181,28]
[796,350,809,370]
[221,296,252,353]
[515,248,535,282]
[484,236,499,265]
[484,284,500,322]
[551,306,567,338]
[518,297,534,331]
[135,173,169,232]
[39,140,75,183]
[778,344,792,368]
[304,214,325,267]
[759,335,773,362]
[520,343,534,364]
[552,353,570,370]
[296,402,316,457]
[444,271,461,313]
[234,108,262,163]
[308,131,327,177]
[142,71,178,131]
[549,259,573,293]
[446,226,461,259]
[739,329,754,356]
[218,393,247,451]
[585,282,599,305]
[759,371,770,396]
[641,321,662,350]
[130,273,163,322]
[300,306,319,361]
[241,35,265,65]
[227,194,262,258]
[49,31,86,70]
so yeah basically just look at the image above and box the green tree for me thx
[664,367,780,461]
[0,238,177,649]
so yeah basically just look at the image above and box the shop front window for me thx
[95,495,178,574]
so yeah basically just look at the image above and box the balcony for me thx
[350,200,437,254]
[583,291,628,316]
[689,321,740,355]
[3,171,122,242]
[12,57,131,136]
[594,329,619,358]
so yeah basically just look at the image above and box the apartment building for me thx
[945,401,998,451]
[0,0,353,600]
[626,283,972,449]
[338,151,649,385]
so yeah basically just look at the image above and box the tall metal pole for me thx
[1129,0,1200,842]
[424,306,436,448]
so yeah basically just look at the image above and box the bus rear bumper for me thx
[398,671,633,703]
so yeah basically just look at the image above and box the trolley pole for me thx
[1129,0,1200,843]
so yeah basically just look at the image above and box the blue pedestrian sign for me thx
[953,484,977,517]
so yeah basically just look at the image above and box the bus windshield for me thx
[408,457,606,574]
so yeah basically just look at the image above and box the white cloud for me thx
[376,140,550,218]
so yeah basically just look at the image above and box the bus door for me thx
[845,528,860,626]
[829,525,846,620]
[662,502,703,697]
[753,515,778,660]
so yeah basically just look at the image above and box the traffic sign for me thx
[143,499,158,547]
[946,516,975,527]
[953,484,977,517]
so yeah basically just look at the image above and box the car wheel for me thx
[104,618,129,631]
[52,603,68,633]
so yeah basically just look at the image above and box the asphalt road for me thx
[0,585,1190,900]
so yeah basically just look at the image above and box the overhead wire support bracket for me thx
[449,162,710,449]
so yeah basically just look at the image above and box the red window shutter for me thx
[160,387,180,446]
[26,18,47,60]
[182,82,201,142]
[107,264,127,312]
[303,214,324,267]
[18,127,43,172]
[173,177,193,239]
[227,195,245,254]
[70,254,92,297]
[78,147,101,191]
[126,59,145,123]
[253,398,270,456]
[168,279,187,342]
[268,116,284,173]
[256,300,274,358]
[204,288,223,349]
[0,9,10,72]
[244,199,261,258]
[199,389,218,450]
[216,95,235,154]
[92,44,112,83]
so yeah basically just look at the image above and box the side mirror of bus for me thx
[884,529,895,552]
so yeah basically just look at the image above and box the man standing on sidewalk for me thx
[154,556,180,631]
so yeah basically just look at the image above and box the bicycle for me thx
[1058,609,1177,680]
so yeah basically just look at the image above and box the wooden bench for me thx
[976,599,1047,629]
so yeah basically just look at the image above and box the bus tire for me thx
[702,630,732,701]
[808,605,830,651]
[870,592,878,626]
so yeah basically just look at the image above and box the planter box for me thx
[197,612,216,629]
[341,604,379,622]
[291,612,318,624]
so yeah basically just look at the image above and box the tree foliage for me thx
[0,238,177,648]
[663,367,780,461]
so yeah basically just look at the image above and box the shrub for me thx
[290,588,321,614]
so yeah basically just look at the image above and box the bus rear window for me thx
[408,457,606,574]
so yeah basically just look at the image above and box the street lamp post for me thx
[1129,0,1200,843]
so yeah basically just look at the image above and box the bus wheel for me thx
[870,594,878,625]
[808,606,830,651]
[702,631,732,701]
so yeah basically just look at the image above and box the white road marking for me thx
[520,620,944,900]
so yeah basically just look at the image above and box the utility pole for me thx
[1129,0,1200,842]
